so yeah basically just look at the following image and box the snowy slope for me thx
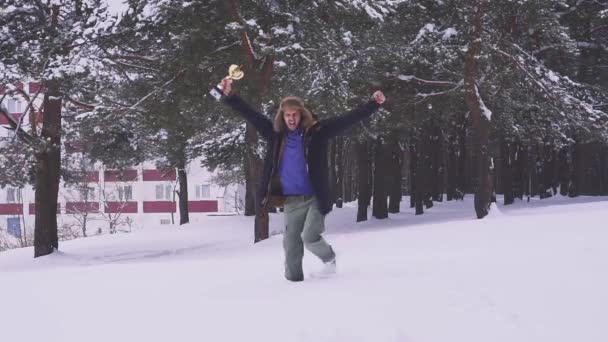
[1,196,608,342]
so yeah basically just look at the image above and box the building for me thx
[1,82,244,242]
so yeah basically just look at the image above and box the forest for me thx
[1,0,607,256]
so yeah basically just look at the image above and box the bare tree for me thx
[97,167,135,234]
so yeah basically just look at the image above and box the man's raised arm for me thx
[217,78,274,140]
[319,90,386,139]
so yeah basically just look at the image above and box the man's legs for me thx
[301,197,335,263]
[283,198,308,281]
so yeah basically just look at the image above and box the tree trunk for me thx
[334,137,344,208]
[410,143,424,215]
[177,163,190,225]
[244,122,269,242]
[430,125,443,202]
[243,151,256,216]
[356,140,370,222]
[457,124,467,199]
[501,137,515,205]
[343,140,354,203]
[372,137,389,219]
[569,142,584,197]
[388,133,402,213]
[34,80,62,257]
[82,213,88,237]
[410,144,416,208]
[558,146,570,196]
[421,127,433,209]
[601,145,608,195]
[464,5,492,219]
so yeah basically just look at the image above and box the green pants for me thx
[283,196,335,281]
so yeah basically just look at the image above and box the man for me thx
[218,77,385,281]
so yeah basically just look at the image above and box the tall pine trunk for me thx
[34,80,61,257]
[244,156,255,216]
[558,146,570,196]
[245,122,269,242]
[356,140,371,222]
[177,160,190,225]
[372,137,389,219]
[388,133,402,213]
[501,137,515,205]
[410,143,424,215]
[464,5,492,219]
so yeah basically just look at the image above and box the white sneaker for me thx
[309,258,336,279]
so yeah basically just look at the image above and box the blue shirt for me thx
[279,128,314,195]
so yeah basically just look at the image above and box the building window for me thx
[7,217,21,238]
[155,184,173,200]
[88,187,96,201]
[6,187,21,203]
[195,184,211,199]
[7,98,22,113]
[118,185,133,201]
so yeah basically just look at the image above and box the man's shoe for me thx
[310,258,336,279]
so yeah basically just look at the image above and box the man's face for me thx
[283,108,301,131]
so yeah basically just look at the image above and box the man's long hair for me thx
[273,96,316,132]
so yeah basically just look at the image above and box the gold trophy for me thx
[210,64,244,100]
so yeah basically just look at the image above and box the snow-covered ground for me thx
[1,196,607,342]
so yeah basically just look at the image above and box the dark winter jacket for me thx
[222,94,381,215]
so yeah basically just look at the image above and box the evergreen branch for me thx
[129,69,186,110]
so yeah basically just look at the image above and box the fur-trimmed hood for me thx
[273,96,317,132]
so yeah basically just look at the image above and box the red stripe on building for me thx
[29,82,43,94]
[143,201,176,213]
[105,202,138,213]
[104,169,138,182]
[65,170,99,182]
[0,113,23,125]
[65,202,99,214]
[187,200,218,212]
[142,169,176,181]
[0,204,23,215]
[29,203,62,215]
[86,171,99,183]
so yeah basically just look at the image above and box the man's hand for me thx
[218,77,233,96]
[372,90,386,105]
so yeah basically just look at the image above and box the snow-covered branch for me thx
[533,42,608,55]
[491,46,555,101]
[129,68,186,110]
[397,74,460,87]
[0,104,36,145]
[65,95,96,111]
[112,60,161,73]
[415,80,463,99]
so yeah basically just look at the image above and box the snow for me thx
[2,196,608,341]
[476,85,492,121]
[397,74,414,81]
[343,31,353,46]
[274,60,287,68]
[442,27,457,40]
[547,70,560,83]
[412,23,436,44]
